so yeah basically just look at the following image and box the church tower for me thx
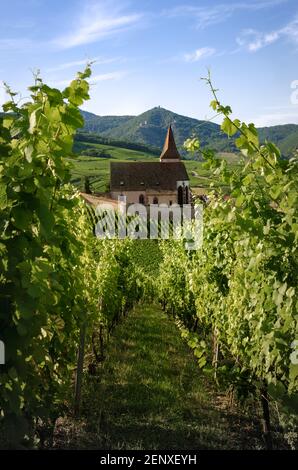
[159,125,190,204]
[160,125,181,162]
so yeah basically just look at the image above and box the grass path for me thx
[54,304,262,450]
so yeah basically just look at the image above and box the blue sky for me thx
[0,0,298,126]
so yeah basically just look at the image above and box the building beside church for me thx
[110,126,190,206]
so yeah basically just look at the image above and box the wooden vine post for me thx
[212,328,219,382]
[260,381,273,450]
[74,323,87,416]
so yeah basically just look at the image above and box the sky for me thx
[0,0,298,126]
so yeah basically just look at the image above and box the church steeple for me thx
[160,125,181,162]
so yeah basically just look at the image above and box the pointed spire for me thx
[160,125,180,162]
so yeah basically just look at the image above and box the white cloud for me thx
[90,71,127,84]
[166,1,286,29]
[252,111,298,126]
[53,2,142,49]
[184,47,215,62]
[263,105,298,111]
[46,56,122,73]
[237,29,279,51]
[49,71,126,88]
[237,17,298,52]
[0,3,143,52]
[282,16,298,45]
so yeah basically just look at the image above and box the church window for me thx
[178,186,183,205]
[185,186,189,204]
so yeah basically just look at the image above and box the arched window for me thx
[177,186,183,205]
[139,194,145,204]
[153,196,158,204]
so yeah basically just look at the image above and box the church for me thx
[109,126,190,206]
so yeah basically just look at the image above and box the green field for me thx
[70,139,242,193]
[69,140,157,192]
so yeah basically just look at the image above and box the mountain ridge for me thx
[81,107,298,157]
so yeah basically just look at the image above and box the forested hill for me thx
[81,107,298,157]
[81,108,234,154]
